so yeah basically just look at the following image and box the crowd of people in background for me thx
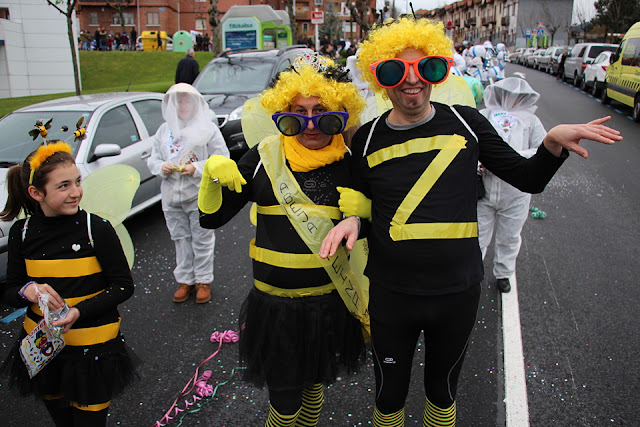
[78,28,137,51]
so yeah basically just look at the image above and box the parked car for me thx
[519,47,536,65]
[0,92,167,282]
[581,50,613,95]
[508,47,525,63]
[538,46,568,73]
[192,45,313,161]
[601,21,640,122]
[563,42,618,86]
[526,48,547,69]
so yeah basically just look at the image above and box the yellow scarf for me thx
[282,134,347,172]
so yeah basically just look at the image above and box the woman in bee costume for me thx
[198,53,367,427]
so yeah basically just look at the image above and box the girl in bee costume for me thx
[0,142,138,426]
[198,53,367,426]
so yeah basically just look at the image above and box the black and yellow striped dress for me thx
[200,146,365,392]
[1,208,138,408]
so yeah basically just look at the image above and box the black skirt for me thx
[1,330,140,407]
[239,287,366,392]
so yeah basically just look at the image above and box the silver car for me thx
[0,92,166,282]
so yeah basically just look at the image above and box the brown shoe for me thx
[196,283,211,304]
[173,284,194,303]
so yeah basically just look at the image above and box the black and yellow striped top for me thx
[199,146,352,292]
[2,208,134,347]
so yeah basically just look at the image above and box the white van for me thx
[563,42,618,86]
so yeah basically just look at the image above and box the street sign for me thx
[525,29,531,38]
[311,11,324,25]
[536,29,545,36]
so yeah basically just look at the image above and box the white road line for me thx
[503,273,530,427]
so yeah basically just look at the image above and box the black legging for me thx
[369,282,481,413]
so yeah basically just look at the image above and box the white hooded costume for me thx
[147,83,229,285]
[477,78,547,280]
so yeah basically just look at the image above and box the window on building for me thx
[89,12,98,26]
[196,18,207,31]
[0,8,9,20]
[147,12,159,26]
[123,12,134,25]
[302,22,309,32]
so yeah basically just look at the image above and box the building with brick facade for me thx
[75,0,381,48]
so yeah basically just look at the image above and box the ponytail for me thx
[1,162,37,222]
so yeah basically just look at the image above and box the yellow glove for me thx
[198,155,246,214]
[337,186,372,221]
[205,155,246,193]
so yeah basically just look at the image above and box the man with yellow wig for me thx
[320,17,621,426]
[198,53,367,426]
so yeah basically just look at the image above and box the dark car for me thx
[192,46,313,161]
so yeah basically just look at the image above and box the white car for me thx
[0,92,166,282]
[581,50,613,96]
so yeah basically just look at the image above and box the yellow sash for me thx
[258,134,370,335]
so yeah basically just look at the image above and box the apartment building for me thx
[75,0,379,45]
[421,0,573,48]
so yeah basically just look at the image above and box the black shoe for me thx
[496,278,511,293]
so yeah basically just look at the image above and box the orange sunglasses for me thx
[369,56,454,88]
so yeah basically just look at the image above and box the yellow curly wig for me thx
[357,17,453,94]
[260,60,365,130]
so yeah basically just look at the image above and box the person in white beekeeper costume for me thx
[477,78,547,293]
[147,83,229,303]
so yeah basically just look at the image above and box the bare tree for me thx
[46,0,80,95]
[283,0,298,44]
[346,0,372,41]
[573,0,594,43]
[208,0,222,55]
[321,2,343,42]
[539,0,570,46]
[106,0,132,37]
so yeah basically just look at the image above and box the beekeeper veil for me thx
[162,83,216,146]
[483,77,539,117]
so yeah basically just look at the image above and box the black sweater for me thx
[349,103,567,295]
[2,209,134,335]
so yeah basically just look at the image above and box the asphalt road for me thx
[1,63,638,426]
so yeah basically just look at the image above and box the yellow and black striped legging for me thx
[266,383,324,427]
[43,397,110,426]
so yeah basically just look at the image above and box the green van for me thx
[602,22,640,121]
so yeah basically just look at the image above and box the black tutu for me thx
[1,331,140,407]
[239,287,366,392]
